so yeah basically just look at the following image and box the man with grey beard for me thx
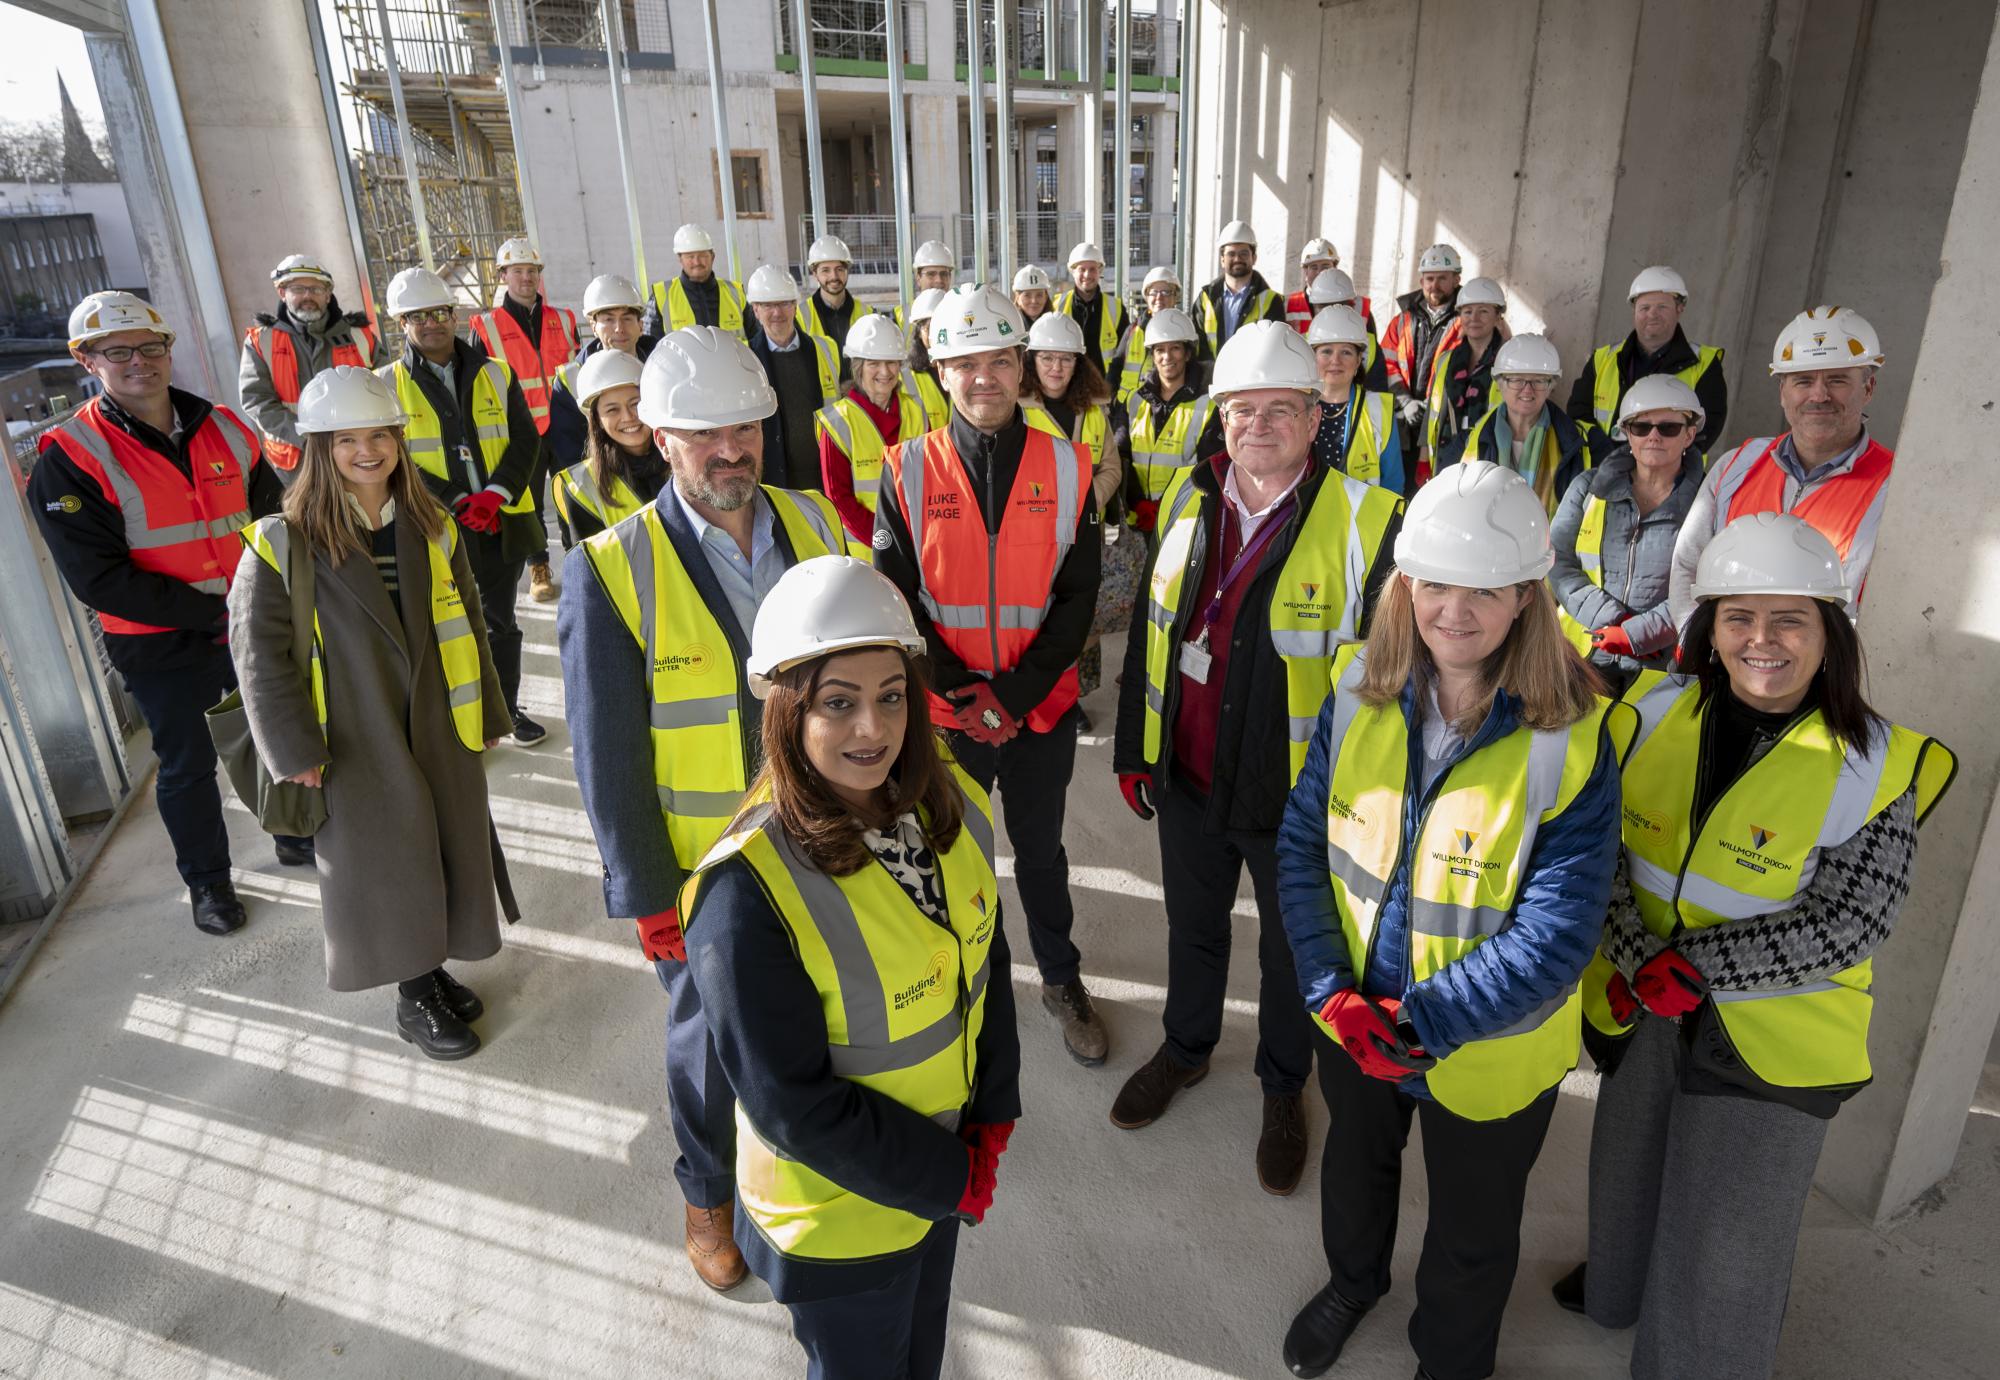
[238,254,380,481]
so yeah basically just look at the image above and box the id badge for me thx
[457,443,477,484]
[1178,639,1213,685]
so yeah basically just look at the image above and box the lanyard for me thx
[1196,488,1296,642]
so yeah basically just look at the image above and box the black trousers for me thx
[653,957,736,1209]
[1314,1032,1557,1380]
[946,707,1081,986]
[1156,779,1313,1093]
[785,1220,960,1380]
[464,531,525,715]
[122,647,236,890]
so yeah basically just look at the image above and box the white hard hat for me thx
[495,237,541,269]
[1066,241,1105,268]
[1614,375,1705,438]
[575,348,646,411]
[1693,512,1847,603]
[746,556,927,698]
[908,287,948,324]
[1012,263,1053,293]
[1493,333,1561,378]
[1027,312,1086,354]
[926,283,1027,360]
[673,224,716,255]
[68,291,173,348]
[1209,320,1319,397]
[1144,306,1199,349]
[271,253,334,287]
[1418,243,1463,274]
[844,313,908,362]
[806,234,853,269]
[1770,306,1884,374]
[1628,265,1688,301]
[638,326,776,430]
[295,364,406,434]
[1396,460,1553,588]
[385,266,454,317]
[745,263,801,304]
[1307,268,1357,307]
[1307,304,1369,349]
[1457,277,1506,310]
[1300,237,1339,265]
[1142,265,1182,292]
[913,240,955,270]
[583,273,645,317]
[1217,220,1258,251]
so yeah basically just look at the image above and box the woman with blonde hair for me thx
[229,366,512,1060]
[552,348,663,547]
[1275,460,1627,1380]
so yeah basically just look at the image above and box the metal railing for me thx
[954,2,1170,76]
[775,0,926,67]
[795,210,1176,279]
[493,0,673,61]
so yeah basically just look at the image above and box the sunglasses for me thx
[1624,419,1689,438]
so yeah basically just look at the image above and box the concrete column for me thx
[1812,9,2000,1223]
[908,92,963,222]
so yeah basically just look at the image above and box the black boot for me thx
[1552,1261,1588,1314]
[273,835,315,867]
[433,968,484,1022]
[396,977,481,1060]
[189,882,246,935]
[1283,1282,1374,1378]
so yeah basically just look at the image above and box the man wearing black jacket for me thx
[1565,265,1729,453]
[33,291,295,936]
[1192,220,1287,361]
[873,283,1110,1068]
[1110,321,1402,1195]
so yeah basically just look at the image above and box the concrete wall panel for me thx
[1311,1,1423,315]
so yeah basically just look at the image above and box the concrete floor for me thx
[1,605,1997,1379]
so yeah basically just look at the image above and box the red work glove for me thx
[454,490,504,534]
[956,1140,998,1225]
[1130,499,1161,533]
[1117,771,1155,820]
[946,682,1019,746]
[1633,949,1707,1019]
[1605,970,1640,1027]
[1320,991,1433,1081]
[637,908,684,963]
[1591,624,1635,658]
[970,1120,1015,1164]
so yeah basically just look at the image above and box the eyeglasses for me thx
[403,308,454,326]
[88,342,170,362]
[1498,376,1551,392]
[1623,419,1689,438]
[1221,401,1308,427]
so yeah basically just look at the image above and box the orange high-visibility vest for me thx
[471,303,578,436]
[1719,434,1896,564]
[41,398,259,635]
[883,426,1091,733]
[244,322,379,468]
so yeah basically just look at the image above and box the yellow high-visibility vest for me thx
[815,387,932,515]
[1127,393,1213,504]
[1022,400,1109,459]
[1053,289,1126,363]
[381,358,534,517]
[1588,343,1723,433]
[552,458,648,533]
[653,276,747,335]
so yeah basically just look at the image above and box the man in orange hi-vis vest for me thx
[872,283,1112,1069]
[1669,306,1894,628]
[471,236,577,605]
[238,253,378,481]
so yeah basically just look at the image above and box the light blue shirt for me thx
[1221,281,1253,342]
[671,482,782,637]
[1775,428,1869,485]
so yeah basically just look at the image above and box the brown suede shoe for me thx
[528,560,558,603]
[684,1202,748,1291]
[1109,1045,1210,1129]
[1257,1091,1308,1196]
[1041,979,1110,1066]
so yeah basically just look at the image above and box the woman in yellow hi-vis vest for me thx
[551,349,664,548]
[1556,514,1954,1380]
[228,368,513,1060]
[681,557,1022,1380]
[1276,461,1627,1380]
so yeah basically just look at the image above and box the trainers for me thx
[1040,979,1109,1066]
[528,560,558,603]
[1257,1091,1309,1195]
[1109,1045,1208,1128]
[511,711,547,746]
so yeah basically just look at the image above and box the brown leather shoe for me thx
[1109,1045,1209,1128]
[684,1202,748,1291]
[1041,979,1109,1066]
[1257,1091,1309,1196]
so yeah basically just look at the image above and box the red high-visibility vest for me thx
[1288,289,1372,334]
[41,398,259,635]
[471,303,578,436]
[243,322,379,468]
[883,426,1091,733]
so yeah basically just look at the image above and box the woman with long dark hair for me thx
[681,556,1021,1379]
[1559,513,1955,1379]
[229,366,511,1059]
[552,348,665,546]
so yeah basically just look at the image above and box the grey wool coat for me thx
[228,510,513,991]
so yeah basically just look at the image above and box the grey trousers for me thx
[1585,1014,1829,1380]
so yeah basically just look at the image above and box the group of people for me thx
[22,212,1949,1380]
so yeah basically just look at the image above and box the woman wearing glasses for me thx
[1549,377,1708,694]
[1437,334,1596,517]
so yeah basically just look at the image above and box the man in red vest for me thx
[1669,306,1893,626]
[32,292,296,936]
[1284,237,1342,331]
[471,236,577,605]
[872,283,1112,1067]
[237,253,378,479]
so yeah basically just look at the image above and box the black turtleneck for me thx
[1697,683,1815,819]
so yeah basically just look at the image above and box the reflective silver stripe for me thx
[1272,630,1328,657]
[897,437,928,560]
[1407,725,1570,941]
[1408,897,1514,940]
[770,486,842,554]
[1325,839,1387,907]
[1626,679,1689,754]
[818,403,854,456]
[1290,715,1317,745]
[1712,980,1845,1003]
[189,576,226,595]
[474,423,509,441]
[448,681,482,709]
[616,510,658,662]
[58,416,251,553]
[1146,683,1165,714]
[1631,854,1771,922]
[651,694,736,730]
[1180,397,1212,461]
[1707,438,1777,519]
[928,603,985,629]
[1049,437,1083,564]
[434,615,471,643]
[1486,985,1576,1038]
[658,784,746,816]
[997,604,1046,629]
[564,463,607,521]
[407,437,445,455]
[1321,676,1376,881]
[1335,483,1370,643]
[1819,737,1890,847]
[959,787,996,868]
